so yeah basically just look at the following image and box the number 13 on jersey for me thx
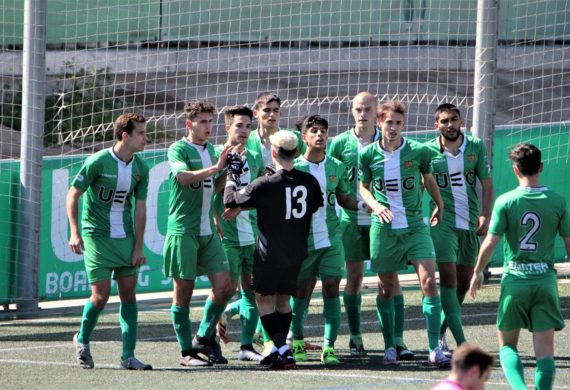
[285,185,308,219]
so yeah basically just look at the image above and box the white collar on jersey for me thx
[518,186,548,192]
[109,146,134,166]
[439,133,467,155]
[182,137,209,151]
[351,127,381,144]
[379,136,406,154]
[299,154,327,166]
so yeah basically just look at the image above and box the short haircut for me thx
[452,344,494,378]
[435,103,461,121]
[184,100,217,120]
[254,91,281,110]
[224,105,254,124]
[352,91,377,107]
[295,115,309,132]
[300,115,329,134]
[114,112,145,141]
[269,130,298,161]
[378,101,406,121]
[509,143,542,176]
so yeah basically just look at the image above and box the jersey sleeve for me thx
[292,129,307,156]
[419,144,433,174]
[488,196,508,236]
[134,158,150,201]
[558,199,570,237]
[336,163,350,195]
[328,137,341,160]
[167,143,189,176]
[72,155,99,192]
[475,140,491,180]
[358,148,372,184]
[224,177,264,209]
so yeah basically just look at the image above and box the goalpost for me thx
[1,0,569,310]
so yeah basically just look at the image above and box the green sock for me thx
[535,356,555,390]
[376,295,395,349]
[394,294,405,347]
[440,286,466,345]
[343,292,362,338]
[171,305,192,351]
[240,289,258,346]
[500,345,527,390]
[228,299,241,318]
[77,300,103,344]
[291,296,308,339]
[197,298,226,338]
[323,296,341,348]
[119,302,138,360]
[440,290,467,335]
[422,295,442,352]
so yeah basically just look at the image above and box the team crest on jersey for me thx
[133,175,141,182]
[404,160,413,168]
[467,154,476,161]
[329,175,336,182]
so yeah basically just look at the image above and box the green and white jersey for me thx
[246,128,306,166]
[489,186,570,280]
[72,148,149,238]
[359,137,432,231]
[329,128,381,226]
[166,138,219,236]
[294,155,350,250]
[213,146,264,247]
[425,134,491,231]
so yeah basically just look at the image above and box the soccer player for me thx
[247,91,306,166]
[431,344,494,390]
[469,143,570,390]
[224,130,323,369]
[425,103,493,355]
[212,105,265,361]
[67,113,152,370]
[291,115,361,365]
[329,92,413,359]
[359,100,450,367]
[163,100,233,367]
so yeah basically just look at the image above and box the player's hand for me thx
[374,205,393,223]
[222,207,241,221]
[216,145,232,171]
[68,233,84,254]
[215,220,224,240]
[475,215,489,236]
[429,205,443,226]
[131,248,146,266]
[469,271,484,298]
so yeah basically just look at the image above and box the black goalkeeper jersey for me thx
[224,168,323,268]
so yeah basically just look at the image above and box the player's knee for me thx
[213,283,233,301]
[322,279,340,298]
[347,271,363,288]
[420,275,437,296]
[91,293,109,308]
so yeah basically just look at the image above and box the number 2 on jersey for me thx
[285,186,308,219]
[520,211,541,251]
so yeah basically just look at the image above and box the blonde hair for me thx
[270,130,298,161]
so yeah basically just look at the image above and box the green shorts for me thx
[340,221,370,262]
[370,224,436,274]
[431,223,479,266]
[298,239,346,282]
[223,243,255,280]
[82,235,138,284]
[497,274,565,332]
[163,233,228,280]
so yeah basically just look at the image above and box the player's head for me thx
[509,143,543,177]
[114,113,147,152]
[301,115,328,150]
[448,344,494,390]
[224,105,253,146]
[434,103,463,142]
[295,115,309,132]
[377,100,406,142]
[270,130,298,163]
[253,92,281,131]
[351,91,378,132]
[184,100,217,144]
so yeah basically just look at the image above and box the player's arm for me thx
[175,145,231,186]
[132,199,147,266]
[476,178,494,236]
[469,234,501,298]
[66,186,84,254]
[214,169,228,194]
[422,172,444,226]
[337,192,370,213]
[360,181,393,223]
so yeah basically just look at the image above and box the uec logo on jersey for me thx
[373,176,416,192]
[98,187,128,204]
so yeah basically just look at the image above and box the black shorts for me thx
[252,251,300,296]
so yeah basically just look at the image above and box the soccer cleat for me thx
[179,350,213,367]
[192,335,228,365]
[320,347,341,365]
[261,340,275,357]
[349,338,368,357]
[216,312,230,344]
[438,335,452,358]
[396,344,415,361]
[260,350,279,366]
[292,339,307,361]
[120,357,152,370]
[382,347,400,366]
[238,344,264,362]
[271,350,296,370]
[429,347,452,368]
[73,332,94,369]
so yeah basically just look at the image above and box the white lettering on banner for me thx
[138,265,149,286]
[145,161,169,255]
[51,169,83,263]
[46,271,89,294]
